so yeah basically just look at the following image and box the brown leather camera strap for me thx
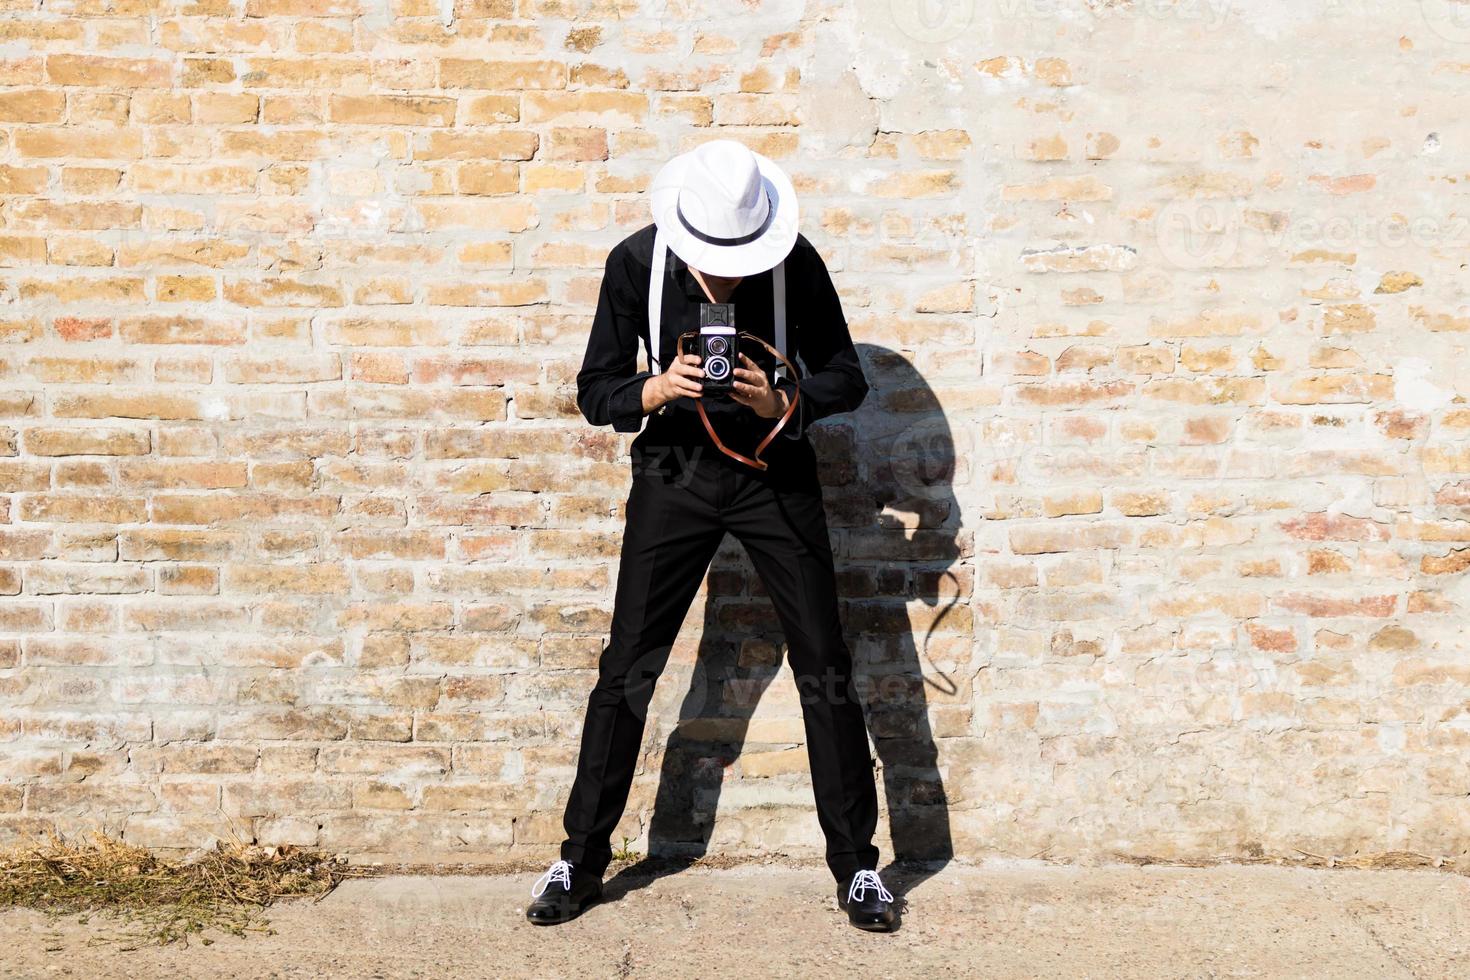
[677,330,801,471]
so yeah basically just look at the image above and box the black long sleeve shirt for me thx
[576,222,869,462]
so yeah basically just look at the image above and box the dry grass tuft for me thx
[0,829,359,948]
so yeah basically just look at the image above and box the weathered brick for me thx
[51,392,230,421]
[329,94,456,126]
[439,60,565,90]
[46,55,172,88]
[224,354,342,383]
[0,6,1458,874]
[224,563,351,595]
[14,127,146,159]
[524,91,648,126]
[0,89,65,123]
[20,495,147,524]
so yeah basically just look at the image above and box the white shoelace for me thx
[530,859,574,898]
[847,869,894,905]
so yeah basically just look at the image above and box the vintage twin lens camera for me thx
[696,302,738,397]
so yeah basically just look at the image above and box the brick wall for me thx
[2,0,1468,866]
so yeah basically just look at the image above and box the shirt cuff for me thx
[775,376,804,440]
[607,372,652,433]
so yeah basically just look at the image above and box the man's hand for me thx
[644,352,704,412]
[731,353,788,419]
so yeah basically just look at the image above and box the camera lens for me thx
[706,336,727,355]
[705,356,729,379]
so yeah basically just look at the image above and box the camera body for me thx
[695,302,738,397]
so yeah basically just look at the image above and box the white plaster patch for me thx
[1375,723,1406,755]
[1445,577,1470,641]
[1228,0,1346,40]
[1324,479,1374,520]
[1393,356,1454,412]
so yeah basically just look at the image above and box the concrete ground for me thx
[1,860,1466,979]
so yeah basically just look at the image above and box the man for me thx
[525,140,897,932]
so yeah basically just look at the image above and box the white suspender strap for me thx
[646,226,667,375]
[772,257,787,381]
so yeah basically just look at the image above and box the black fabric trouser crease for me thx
[558,438,880,884]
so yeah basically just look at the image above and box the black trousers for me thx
[558,437,880,883]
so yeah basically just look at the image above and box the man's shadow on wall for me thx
[605,346,958,908]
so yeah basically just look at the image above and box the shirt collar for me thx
[669,249,708,300]
[667,248,760,302]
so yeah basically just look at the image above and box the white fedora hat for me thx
[649,139,799,278]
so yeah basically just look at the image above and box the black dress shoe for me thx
[836,868,898,932]
[526,859,602,925]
